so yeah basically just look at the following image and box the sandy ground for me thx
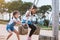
[0,24,39,40]
[0,24,60,40]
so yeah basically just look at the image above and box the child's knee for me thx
[31,27,36,31]
[16,32,19,35]
[34,27,36,30]
[10,33,13,35]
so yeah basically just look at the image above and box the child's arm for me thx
[13,18,22,25]
[25,7,33,17]
[14,21,22,25]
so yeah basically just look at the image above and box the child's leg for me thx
[13,30,20,40]
[28,24,36,37]
[6,30,13,40]
[27,24,36,40]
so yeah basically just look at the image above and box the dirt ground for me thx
[0,24,60,40]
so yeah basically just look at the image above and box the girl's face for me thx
[26,13,30,17]
[14,13,20,18]
[31,9,37,14]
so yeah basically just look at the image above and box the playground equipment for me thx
[52,0,59,40]
[18,25,28,35]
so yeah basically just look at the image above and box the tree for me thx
[6,0,23,13]
[39,5,52,19]
[5,0,32,20]
[20,2,32,15]
[0,0,6,13]
[39,5,52,26]
[5,0,23,20]
[0,0,4,3]
[0,0,6,19]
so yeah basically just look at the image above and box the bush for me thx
[44,19,49,26]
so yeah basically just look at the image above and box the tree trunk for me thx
[9,13,11,20]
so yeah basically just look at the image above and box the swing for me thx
[18,15,28,35]
[18,24,28,35]
[18,0,40,35]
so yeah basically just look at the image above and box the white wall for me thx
[0,12,12,20]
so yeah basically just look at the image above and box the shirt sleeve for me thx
[17,18,20,22]
[35,14,38,18]
[8,18,17,24]
[13,17,17,22]
[25,10,31,16]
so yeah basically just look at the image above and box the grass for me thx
[0,20,8,24]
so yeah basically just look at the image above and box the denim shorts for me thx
[6,24,15,32]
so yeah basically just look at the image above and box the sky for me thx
[22,0,52,7]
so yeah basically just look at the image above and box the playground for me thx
[0,24,60,40]
[0,0,60,40]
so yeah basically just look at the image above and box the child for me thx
[6,11,21,40]
[22,5,37,40]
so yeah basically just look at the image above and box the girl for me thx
[22,5,37,40]
[6,11,21,40]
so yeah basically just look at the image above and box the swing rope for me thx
[35,0,39,6]
[32,0,39,8]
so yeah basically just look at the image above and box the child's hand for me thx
[16,21,22,25]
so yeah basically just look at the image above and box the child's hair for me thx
[32,5,37,9]
[29,5,37,10]
[13,10,19,16]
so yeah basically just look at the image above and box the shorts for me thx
[6,24,15,32]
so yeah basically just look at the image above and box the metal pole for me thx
[33,0,36,5]
[31,0,36,8]
[52,0,59,40]
[35,0,39,6]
